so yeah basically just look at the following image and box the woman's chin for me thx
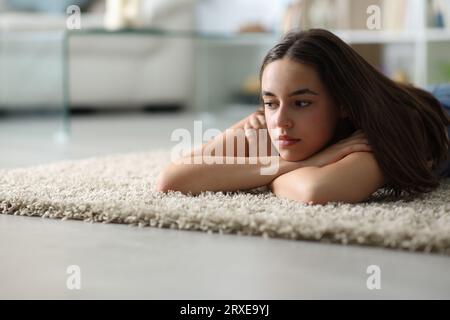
[277,144,320,162]
[278,150,306,162]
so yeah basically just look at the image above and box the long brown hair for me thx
[260,29,450,198]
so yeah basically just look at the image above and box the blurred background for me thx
[0,0,449,168]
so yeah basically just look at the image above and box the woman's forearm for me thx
[156,156,304,195]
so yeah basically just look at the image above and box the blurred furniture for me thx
[0,0,196,111]
[1,0,449,117]
[282,0,450,87]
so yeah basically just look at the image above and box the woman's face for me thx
[262,58,343,162]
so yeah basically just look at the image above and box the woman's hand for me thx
[244,107,267,137]
[243,107,275,156]
[304,130,372,168]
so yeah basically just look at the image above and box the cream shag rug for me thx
[1,150,449,254]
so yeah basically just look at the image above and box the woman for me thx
[157,29,450,204]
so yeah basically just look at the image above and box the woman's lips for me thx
[277,139,301,147]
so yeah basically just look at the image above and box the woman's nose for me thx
[275,106,293,129]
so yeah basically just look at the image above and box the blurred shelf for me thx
[67,27,282,46]
[67,26,450,45]
[334,29,417,44]
[425,29,450,42]
[333,29,450,44]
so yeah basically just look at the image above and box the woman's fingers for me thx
[244,121,254,137]
[247,112,267,130]
[256,114,266,127]
[245,116,259,139]
[342,143,372,155]
[249,115,260,128]
[338,136,368,146]
[345,138,370,145]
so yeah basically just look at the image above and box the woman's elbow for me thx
[296,187,322,205]
[284,188,334,205]
[302,188,327,205]
[270,180,318,205]
[156,168,198,195]
[156,169,182,193]
[303,184,371,205]
[155,171,171,193]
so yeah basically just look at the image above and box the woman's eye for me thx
[295,101,311,108]
[264,102,277,108]
[264,101,311,108]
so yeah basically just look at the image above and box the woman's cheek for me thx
[307,110,336,138]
